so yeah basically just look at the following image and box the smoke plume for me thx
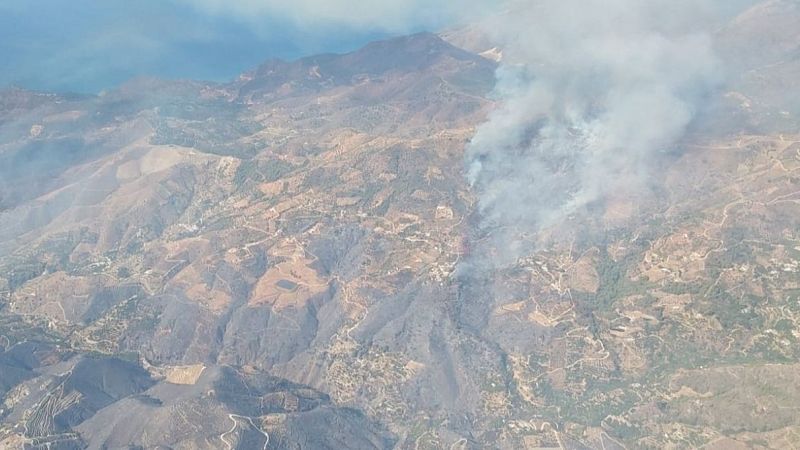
[175,0,495,33]
[465,0,748,263]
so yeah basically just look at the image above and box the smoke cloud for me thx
[464,0,752,263]
[174,0,496,33]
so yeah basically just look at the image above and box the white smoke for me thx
[174,0,496,32]
[464,0,743,262]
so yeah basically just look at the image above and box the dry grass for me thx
[165,364,206,385]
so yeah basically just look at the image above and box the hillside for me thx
[1,5,800,448]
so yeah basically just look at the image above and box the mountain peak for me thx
[235,31,495,100]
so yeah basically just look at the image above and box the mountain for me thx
[1,6,800,448]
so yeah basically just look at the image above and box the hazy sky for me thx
[0,0,468,93]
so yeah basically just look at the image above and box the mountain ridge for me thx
[2,3,800,447]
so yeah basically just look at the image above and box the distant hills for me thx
[2,2,800,448]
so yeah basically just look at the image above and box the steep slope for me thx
[0,32,497,448]
[1,6,800,448]
[714,0,800,133]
